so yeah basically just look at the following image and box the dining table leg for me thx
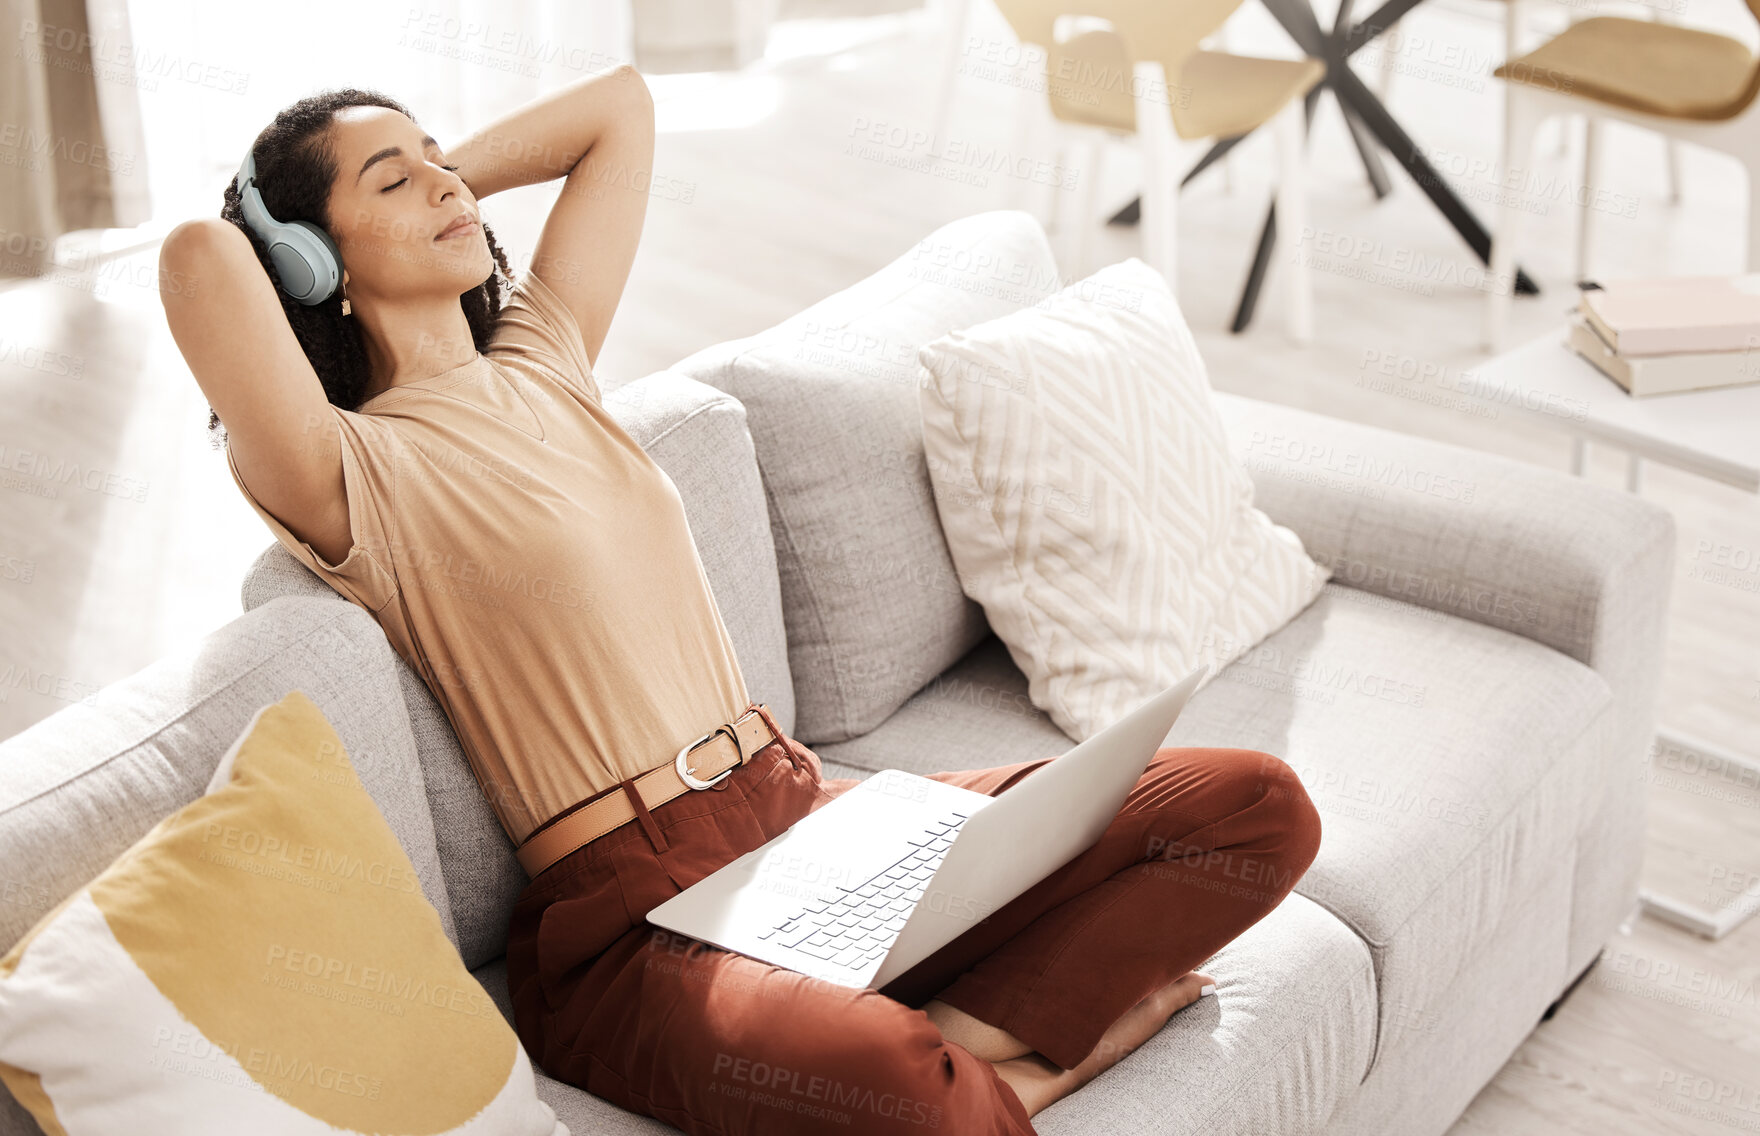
[1109,0,1540,331]
[1330,0,1394,199]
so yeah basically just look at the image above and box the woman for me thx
[159,70,1322,1135]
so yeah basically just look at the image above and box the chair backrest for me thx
[1652,0,1760,120]
[988,0,1243,89]
[1727,0,1760,119]
[1513,0,1760,122]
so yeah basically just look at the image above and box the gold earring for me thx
[341,295,352,317]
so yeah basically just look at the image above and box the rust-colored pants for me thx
[505,723,1321,1135]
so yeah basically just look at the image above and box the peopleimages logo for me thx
[710,1053,944,1128]
[199,823,421,894]
[148,1026,381,1100]
[0,442,149,502]
[1356,347,1589,423]
[261,944,502,1020]
[1688,538,1760,593]
[1317,552,1544,628]
[385,540,593,611]
[1240,431,1477,503]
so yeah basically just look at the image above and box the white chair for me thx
[1375,0,1684,212]
[927,0,1246,192]
[947,0,1323,342]
[1483,3,1760,351]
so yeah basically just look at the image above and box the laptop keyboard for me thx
[754,808,971,970]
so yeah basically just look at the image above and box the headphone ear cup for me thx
[267,221,342,306]
[293,220,342,281]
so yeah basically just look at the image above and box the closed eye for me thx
[380,164,460,194]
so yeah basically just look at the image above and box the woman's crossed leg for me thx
[513,744,1320,1134]
[551,923,1041,1135]
[865,745,1324,1081]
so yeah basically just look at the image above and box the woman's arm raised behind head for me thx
[440,63,655,372]
[158,217,354,567]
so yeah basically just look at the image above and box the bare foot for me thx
[989,971,1217,1117]
[923,998,1034,1062]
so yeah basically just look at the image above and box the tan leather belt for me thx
[515,703,788,879]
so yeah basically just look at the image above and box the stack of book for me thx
[1567,275,1760,397]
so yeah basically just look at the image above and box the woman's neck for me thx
[354,293,480,399]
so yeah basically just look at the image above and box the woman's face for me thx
[324,105,494,307]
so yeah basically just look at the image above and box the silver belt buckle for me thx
[675,724,738,789]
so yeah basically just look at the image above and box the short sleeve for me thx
[487,269,603,405]
[225,408,400,613]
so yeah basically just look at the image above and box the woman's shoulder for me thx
[487,269,603,406]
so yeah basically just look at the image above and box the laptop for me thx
[645,667,1207,990]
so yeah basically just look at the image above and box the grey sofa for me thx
[0,209,1675,1135]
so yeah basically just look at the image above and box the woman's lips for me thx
[435,217,479,241]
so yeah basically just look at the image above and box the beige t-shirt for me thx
[226,270,752,846]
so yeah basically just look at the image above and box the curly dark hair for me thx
[210,87,515,448]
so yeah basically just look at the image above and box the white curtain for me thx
[1,0,152,278]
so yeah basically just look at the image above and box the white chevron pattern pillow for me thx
[916,257,1329,743]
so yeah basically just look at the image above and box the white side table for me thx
[1468,329,1760,939]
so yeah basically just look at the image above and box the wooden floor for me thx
[2,0,1756,1130]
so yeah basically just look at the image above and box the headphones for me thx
[234,145,343,306]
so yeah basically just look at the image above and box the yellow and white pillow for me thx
[0,690,566,1135]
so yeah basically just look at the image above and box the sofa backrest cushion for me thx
[0,595,458,960]
[239,372,790,969]
[669,209,1065,743]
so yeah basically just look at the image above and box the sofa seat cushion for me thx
[1032,893,1374,1136]
[1193,585,1612,1071]
[474,890,1375,1136]
[816,583,1612,1077]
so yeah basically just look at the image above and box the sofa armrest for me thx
[1215,392,1675,678]
[1214,391,1677,976]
